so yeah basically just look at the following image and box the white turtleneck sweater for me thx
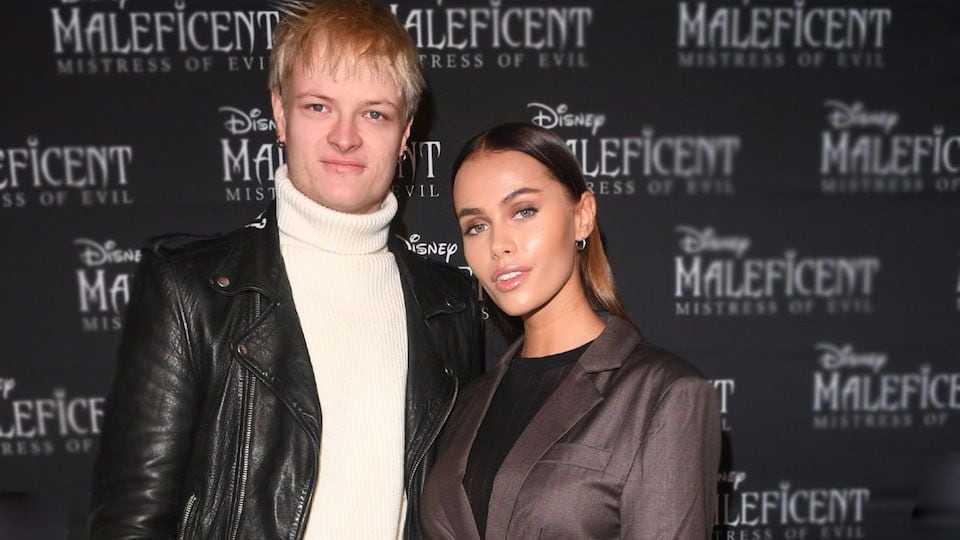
[275,165,408,539]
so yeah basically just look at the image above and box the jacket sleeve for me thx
[620,377,721,539]
[88,252,201,538]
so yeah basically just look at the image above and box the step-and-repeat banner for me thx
[2,1,959,538]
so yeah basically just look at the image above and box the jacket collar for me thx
[577,315,644,374]
[210,203,463,319]
[209,204,286,299]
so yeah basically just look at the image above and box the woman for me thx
[420,123,721,539]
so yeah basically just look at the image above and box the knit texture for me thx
[276,165,408,539]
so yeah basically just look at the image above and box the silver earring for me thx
[576,238,587,251]
[276,138,286,149]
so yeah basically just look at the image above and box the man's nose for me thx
[328,116,361,152]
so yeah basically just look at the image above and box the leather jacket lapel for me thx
[208,204,322,441]
[390,237,463,491]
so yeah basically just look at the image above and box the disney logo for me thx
[219,106,275,136]
[824,100,899,133]
[60,0,132,9]
[398,233,459,264]
[74,239,141,267]
[675,226,750,258]
[528,102,606,136]
[717,470,747,491]
[815,342,887,373]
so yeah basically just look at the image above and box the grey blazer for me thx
[420,316,721,539]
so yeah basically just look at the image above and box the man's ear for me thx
[575,191,597,241]
[398,118,413,158]
[271,91,286,143]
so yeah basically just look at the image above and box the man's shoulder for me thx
[143,228,237,265]
[138,212,271,280]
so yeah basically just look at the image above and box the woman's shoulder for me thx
[592,316,706,386]
[604,337,713,407]
[626,340,704,381]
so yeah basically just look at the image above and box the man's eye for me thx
[310,104,326,113]
[367,111,385,120]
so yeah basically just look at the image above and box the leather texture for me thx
[420,316,721,540]
[88,204,483,539]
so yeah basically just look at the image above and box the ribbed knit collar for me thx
[275,164,397,255]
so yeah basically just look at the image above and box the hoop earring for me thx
[276,138,286,150]
[576,238,587,251]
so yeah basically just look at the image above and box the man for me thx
[88,1,482,538]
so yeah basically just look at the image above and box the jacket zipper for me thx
[229,369,256,540]
[177,493,198,540]
[229,295,259,539]
[406,374,458,497]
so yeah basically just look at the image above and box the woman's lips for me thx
[492,267,530,293]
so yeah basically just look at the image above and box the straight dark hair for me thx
[451,122,628,325]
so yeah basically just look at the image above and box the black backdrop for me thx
[2,1,959,538]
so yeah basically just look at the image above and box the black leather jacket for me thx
[89,205,483,539]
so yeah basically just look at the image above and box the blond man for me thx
[89,1,482,538]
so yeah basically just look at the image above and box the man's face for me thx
[272,61,411,214]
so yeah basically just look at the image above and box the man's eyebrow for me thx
[456,187,542,219]
[360,99,399,109]
[295,92,335,101]
[293,94,398,110]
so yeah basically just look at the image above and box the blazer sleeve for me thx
[620,376,721,539]
[88,252,200,538]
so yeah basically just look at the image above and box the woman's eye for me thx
[515,207,538,219]
[464,223,487,236]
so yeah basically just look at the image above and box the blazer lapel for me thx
[436,339,521,540]
[483,317,642,540]
[438,317,642,539]
[483,360,604,540]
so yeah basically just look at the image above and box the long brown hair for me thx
[452,122,628,319]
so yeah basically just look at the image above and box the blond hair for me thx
[269,0,425,122]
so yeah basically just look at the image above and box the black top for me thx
[463,341,593,538]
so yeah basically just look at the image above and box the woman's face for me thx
[453,150,595,319]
